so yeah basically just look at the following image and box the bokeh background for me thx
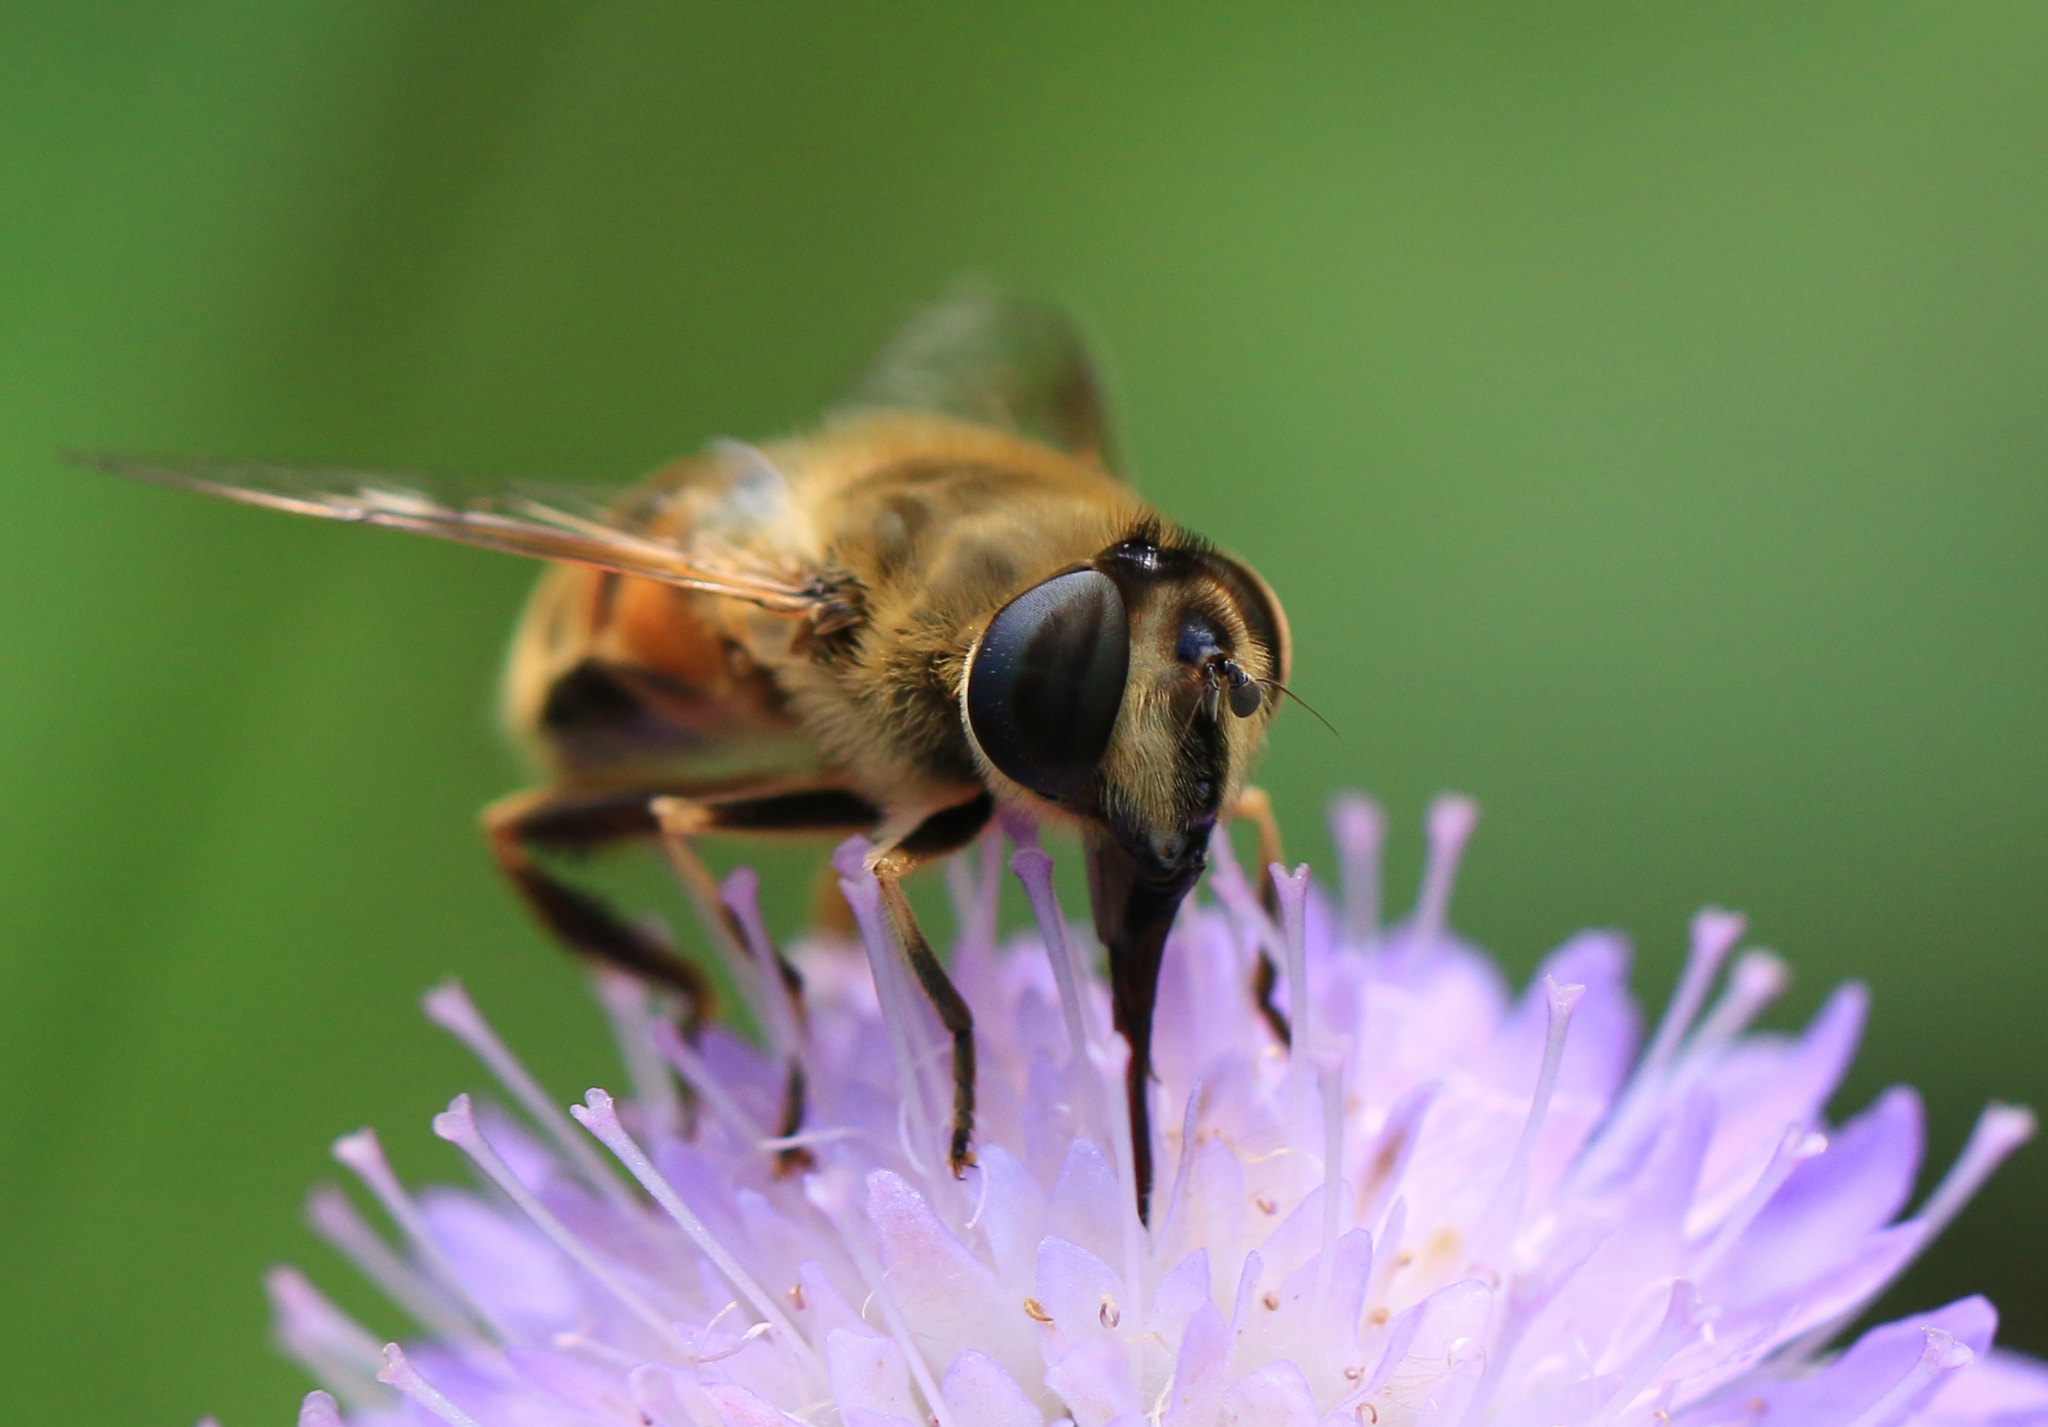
[2,4,2043,1421]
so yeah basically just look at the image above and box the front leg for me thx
[866,793,996,1175]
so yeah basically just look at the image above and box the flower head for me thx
[275,796,2048,1426]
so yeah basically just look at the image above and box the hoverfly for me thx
[84,293,1291,1218]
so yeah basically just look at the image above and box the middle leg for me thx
[647,782,882,1172]
[865,792,997,1176]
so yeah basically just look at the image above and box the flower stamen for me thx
[721,866,805,1067]
[376,1343,481,1427]
[1413,794,1478,945]
[648,1018,770,1148]
[570,1087,821,1375]
[1087,1031,1152,1322]
[1478,977,1585,1268]
[943,821,1004,958]
[1694,1123,1827,1276]
[1646,910,1746,1080]
[1315,1042,1349,1311]
[836,840,941,1173]
[806,1170,959,1427]
[431,1094,692,1359]
[329,1128,506,1342]
[1011,844,1093,1065]
[1584,1281,1701,1427]
[1919,1102,2036,1242]
[423,981,634,1208]
[304,1186,493,1355]
[1686,950,1790,1058]
[1576,910,1745,1187]
[1845,1328,1975,1427]
[267,1267,388,1407]
[1329,793,1386,946]
[591,970,685,1139]
[1272,860,1314,1087]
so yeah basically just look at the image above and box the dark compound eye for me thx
[965,568,1129,799]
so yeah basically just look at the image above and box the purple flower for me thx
[270,795,2048,1426]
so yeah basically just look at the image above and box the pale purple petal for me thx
[941,1349,1044,1427]
[1678,1298,1993,1427]
[827,1329,919,1421]
[1720,1085,1924,1303]
[1219,1360,1320,1426]
[1162,1301,1230,1427]
[1043,1337,1143,1427]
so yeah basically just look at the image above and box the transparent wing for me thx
[73,453,832,616]
[838,284,1121,473]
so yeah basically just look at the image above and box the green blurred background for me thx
[1,4,2043,1421]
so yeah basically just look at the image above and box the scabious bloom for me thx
[270,796,2048,1426]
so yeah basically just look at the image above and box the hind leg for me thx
[485,786,720,1027]
[488,782,881,990]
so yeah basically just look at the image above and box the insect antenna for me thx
[1258,679,1340,738]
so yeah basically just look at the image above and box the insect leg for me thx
[484,786,718,1030]
[772,1062,812,1176]
[1230,785,1292,1046]
[865,793,997,1176]
[648,784,882,1172]
[648,784,878,1009]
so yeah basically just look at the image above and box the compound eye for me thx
[965,568,1129,800]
